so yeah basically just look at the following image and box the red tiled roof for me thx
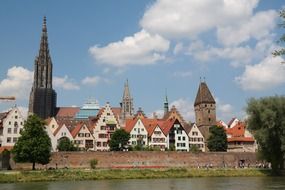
[161,118,177,135]
[53,124,63,136]
[226,122,245,137]
[124,118,138,133]
[227,137,255,142]
[56,107,80,118]
[71,123,83,138]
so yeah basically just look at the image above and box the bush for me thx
[90,159,98,169]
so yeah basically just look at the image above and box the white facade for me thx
[173,124,189,152]
[148,125,167,151]
[0,107,25,147]
[129,119,148,147]
[188,124,205,152]
[44,125,57,151]
[93,103,120,151]
[73,124,94,150]
[45,117,59,134]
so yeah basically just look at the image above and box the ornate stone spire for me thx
[164,89,169,117]
[33,16,53,89]
[120,79,134,120]
[29,16,57,119]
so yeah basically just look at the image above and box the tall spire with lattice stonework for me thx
[120,79,134,121]
[28,16,57,119]
[164,89,169,117]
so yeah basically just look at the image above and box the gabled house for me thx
[45,117,59,134]
[147,120,167,151]
[162,118,189,151]
[188,123,205,152]
[92,103,121,151]
[71,123,94,150]
[125,118,148,147]
[54,124,74,149]
[0,106,25,147]
[226,121,256,152]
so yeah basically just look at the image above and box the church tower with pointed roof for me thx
[28,17,57,119]
[164,90,169,117]
[194,80,216,126]
[120,79,134,121]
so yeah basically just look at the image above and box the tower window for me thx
[208,110,210,114]
[208,118,211,122]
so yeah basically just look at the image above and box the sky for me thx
[0,0,285,122]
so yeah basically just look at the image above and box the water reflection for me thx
[1,177,285,190]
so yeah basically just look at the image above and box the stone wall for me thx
[11,151,257,170]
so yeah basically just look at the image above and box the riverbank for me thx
[0,168,274,183]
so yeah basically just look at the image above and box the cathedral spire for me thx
[120,79,134,121]
[29,16,57,119]
[123,79,131,99]
[164,88,169,117]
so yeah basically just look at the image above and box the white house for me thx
[148,121,167,151]
[0,106,25,147]
[125,118,148,147]
[92,103,121,151]
[188,123,205,152]
[71,123,94,150]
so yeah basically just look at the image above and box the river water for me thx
[1,177,285,190]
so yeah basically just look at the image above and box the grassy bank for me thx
[0,168,274,183]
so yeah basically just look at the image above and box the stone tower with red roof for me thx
[194,81,216,127]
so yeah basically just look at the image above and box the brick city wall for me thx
[11,151,257,170]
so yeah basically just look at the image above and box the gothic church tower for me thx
[28,17,57,119]
[194,81,216,126]
[120,79,134,120]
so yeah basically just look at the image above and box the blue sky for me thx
[0,0,285,122]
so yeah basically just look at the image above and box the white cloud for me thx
[217,10,277,46]
[153,98,194,122]
[140,0,259,39]
[82,76,101,86]
[235,56,285,91]
[0,66,33,100]
[170,98,195,122]
[89,30,170,67]
[53,76,80,90]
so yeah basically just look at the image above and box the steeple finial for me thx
[42,16,47,32]
[165,88,168,103]
[164,88,169,117]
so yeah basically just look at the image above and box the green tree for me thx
[12,115,51,170]
[273,9,285,59]
[109,129,130,151]
[246,96,285,173]
[207,126,227,152]
[57,137,77,151]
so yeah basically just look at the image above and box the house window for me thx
[132,141,136,145]
[78,133,85,137]
[178,136,181,141]
[97,142,101,147]
[107,113,110,116]
[209,118,211,122]
[7,137,11,143]
[85,133,90,137]
[15,115,18,119]
[103,142,107,147]
[13,137,17,143]
[141,128,144,131]
[99,134,107,138]
[177,130,182,134]
[9,121,11,125]
[52,125,55,128]
[182,136,186,141]
[101,126,106,130]
[14,128,17,134]
[8,128,12,134]
[14,122,18,127]
[208,110,210,114]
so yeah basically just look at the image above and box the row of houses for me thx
[0,103,256,153]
